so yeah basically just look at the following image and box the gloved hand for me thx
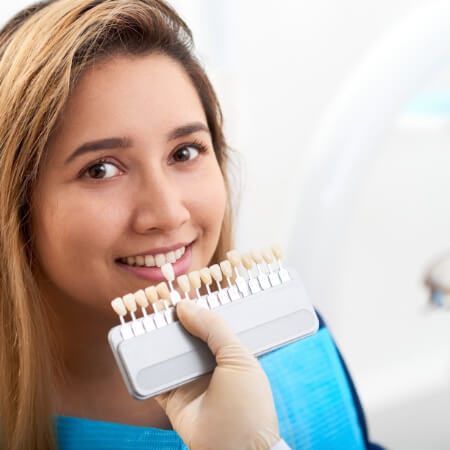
[154,300,280,450]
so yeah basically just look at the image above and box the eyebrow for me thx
[65,137,132,164]
[65,122,210,164]
[167,122,210,140]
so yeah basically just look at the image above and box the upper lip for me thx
[119,241,192,259]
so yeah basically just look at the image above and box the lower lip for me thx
[116,245,192,283]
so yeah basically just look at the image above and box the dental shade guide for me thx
[241,252,262,294]
[210,264,230,305]
[177,274,191,301]
[199,267,220,309]
[188,270,207,308]
[251,249,271,290]
[155,282,176,324]
[227,250,250,297]
[109,245,318,400]
[161,263,181,305]
[220,259,240,301]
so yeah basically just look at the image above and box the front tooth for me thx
[166,251,176,263]
[155,253,166,267]
[145,254,155,267]
[135,255,145,266]
[127,256,136,266]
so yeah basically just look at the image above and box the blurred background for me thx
[2,1,450,448]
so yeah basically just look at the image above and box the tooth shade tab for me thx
[220,259,236,294]
[199,268,212,285]
[134,290,148,308]
[188,271,201,289]
[111,297,134,339]
[123,294,137,313]
[145,286,159,304]
[262,248,274,264]
[219,260,233,278]
[161,263,175,282]
[154,300,165,312]
[156,282,170,300]
[271,244,283,260]
[241,253,254,271]
[251,249,263,264]
[209,264,223,282]
[155,254,166,267]
[111,297,127,317]
[226,249,241,267]
[243,253,261,294]
[177,275,190,293]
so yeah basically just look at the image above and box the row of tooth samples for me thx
[111,245,290,339]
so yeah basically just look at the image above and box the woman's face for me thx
[32,53,227,314]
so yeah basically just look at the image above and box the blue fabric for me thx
[56,327,369,450]
[56,416,188,450]
[259,327,365,450]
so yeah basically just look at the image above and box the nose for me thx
[131,170,191,234]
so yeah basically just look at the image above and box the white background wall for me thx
[2,1,450,448]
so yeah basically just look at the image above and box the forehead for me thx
[51,52,207,148]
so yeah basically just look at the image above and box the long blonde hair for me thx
[0,1,233,448]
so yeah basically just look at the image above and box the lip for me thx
[122,241,192,258]
[116,243,193,283]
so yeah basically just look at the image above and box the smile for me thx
[120,245,187,267]
[117,243,193,283]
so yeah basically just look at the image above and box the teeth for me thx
[127,256,136,266]
[145,255,155,267]
[122,246,187,267]
[155,254,166,267]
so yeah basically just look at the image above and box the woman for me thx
[0,1,282,448]
[0,1,381,449]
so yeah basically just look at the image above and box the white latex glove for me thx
[154,300,280,450]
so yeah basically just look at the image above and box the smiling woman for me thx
[32,53,227,312]
[0,1,286,449]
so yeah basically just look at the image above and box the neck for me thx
[44,284,171,429]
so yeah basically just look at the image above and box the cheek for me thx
[31,186,130,295]
[188,162,227,240]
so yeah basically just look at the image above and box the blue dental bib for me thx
[56,324,367,450]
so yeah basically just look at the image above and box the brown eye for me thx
[85,161,121,179]
[171,146,200,163]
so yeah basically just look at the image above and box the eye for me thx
[83,160,122,179]
[170,143,206,164]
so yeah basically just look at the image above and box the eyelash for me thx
[169,140,209,164]
[79,140,210,179]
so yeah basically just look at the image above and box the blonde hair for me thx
[0,1,233,448]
